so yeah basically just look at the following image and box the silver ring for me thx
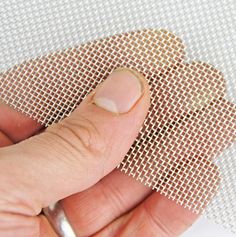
[43,202,76,237]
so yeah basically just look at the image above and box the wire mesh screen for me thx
[0,0,235,233]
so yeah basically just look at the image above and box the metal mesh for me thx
[0,0,236,233]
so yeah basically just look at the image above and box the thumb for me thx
[0,68,150,215]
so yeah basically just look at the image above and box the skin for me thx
[0,67,235,237]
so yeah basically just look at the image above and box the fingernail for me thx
[93,68,144,113]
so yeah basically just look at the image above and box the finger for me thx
[58,99,233,237]
[119,99,233,216]
[57,65,230,236]
[0,101,42,142]
[0,213,59,237]
[160,98,236,166]
[94,192,199,237]
[187,98,236,158]
[96,155,220,237]
[61,170,151,237]
[150,61,226,130]
[0,131,13,147]
[0,68,150,216]
[39,215,58,237]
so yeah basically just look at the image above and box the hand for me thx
[0,67,232,237]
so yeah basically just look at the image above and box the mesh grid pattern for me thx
[1,27,235,216]
[0,0,236,233]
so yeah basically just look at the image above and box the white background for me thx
[0,0,235,235]
[183,217,235,237]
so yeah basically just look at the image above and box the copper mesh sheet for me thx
[0,29,235,215]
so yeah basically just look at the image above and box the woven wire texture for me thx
[0,0,236,233]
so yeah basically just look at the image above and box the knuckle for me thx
[46,115,106,159]
[143,203,174,237]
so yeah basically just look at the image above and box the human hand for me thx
[1,66,235,237]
